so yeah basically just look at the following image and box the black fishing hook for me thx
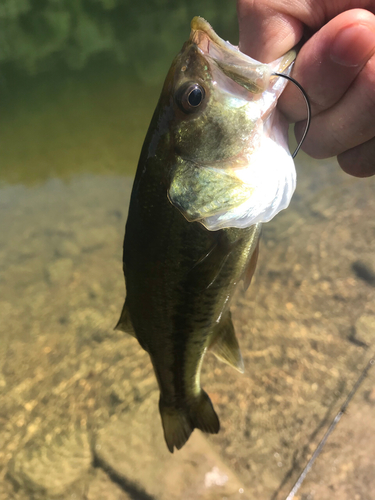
[272,72,311,159]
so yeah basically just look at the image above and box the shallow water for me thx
[0,67,159,184]
[1,29,375,500]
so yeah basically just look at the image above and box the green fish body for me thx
[117,17,296,452]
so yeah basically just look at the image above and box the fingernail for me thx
[330,23,375,67]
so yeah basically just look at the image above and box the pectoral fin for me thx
[209,310,244,373]
[189,232,243,291]
[189,238,230,290]
[243,238,260,291]
[115,301,136,337]
[168,160,251,223]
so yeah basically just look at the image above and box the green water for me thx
[0,66,159,184]
[1,6,375,500]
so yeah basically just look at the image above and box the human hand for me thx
[237,1,375,177]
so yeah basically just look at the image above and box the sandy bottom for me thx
[0,152,374,499]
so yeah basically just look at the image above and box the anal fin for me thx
[115,301,136,337]
[209,310,244,373]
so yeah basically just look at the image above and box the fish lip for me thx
[190,17,231,51]
[189,16,296,69]
[189,16,296,93]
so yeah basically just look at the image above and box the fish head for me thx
[165,18,280,163]
[157,17,297,230]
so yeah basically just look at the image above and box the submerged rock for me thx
[46,258,73,285]
[355,314,375,347]
[10,431,92,497]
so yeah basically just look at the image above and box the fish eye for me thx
[187,86,203,106]
[176,83,205,113]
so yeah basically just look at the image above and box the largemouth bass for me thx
[117,17,296,452]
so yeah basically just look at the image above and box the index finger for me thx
[237,0,304,61]
[237,0,375,61]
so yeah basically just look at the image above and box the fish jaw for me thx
[190,16,296,94]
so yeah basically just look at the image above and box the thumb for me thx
[237,0,304,62]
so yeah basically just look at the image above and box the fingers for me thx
[338,137,375,177]
[237,0,375,61]
[237,0,375,177]
[279,9,375,121]
[294,53,375,158]
[237,0,304,61]
[276,9,375,166]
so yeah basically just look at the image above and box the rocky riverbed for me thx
[0,155,374,500]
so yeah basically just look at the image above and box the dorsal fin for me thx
[209,310,244,373]
[243,238,260,291]
[115,301,136,337]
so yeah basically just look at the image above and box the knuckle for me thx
[338,140,375,178]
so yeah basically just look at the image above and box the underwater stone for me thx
[10,431,92,497]
[355,314,375,347]
[70,307,112,343]
[46,258,73,285]
[75,227,118,251]
[56,240,81,258]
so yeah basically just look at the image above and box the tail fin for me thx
[159,390,220,453]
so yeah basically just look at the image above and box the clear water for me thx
[1,7,375,500]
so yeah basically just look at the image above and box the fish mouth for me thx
[189,16,296,94]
